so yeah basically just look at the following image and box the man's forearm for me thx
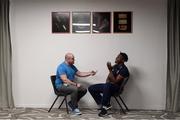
[77,72,92,77]
[108,72,122,84]
[63,78,77,86]
[107,72,116,82]
[108,72,124,84]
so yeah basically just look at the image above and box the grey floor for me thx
[0,108,180,120]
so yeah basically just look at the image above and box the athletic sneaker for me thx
[98,108,108,117]
[98,104,112,110]
[106,104,112,110]
[72,108,82,115]
[68,102,82,115]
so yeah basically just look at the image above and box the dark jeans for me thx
[88,82,120,107]
[57,84,87,109]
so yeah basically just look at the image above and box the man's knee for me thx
[88,84,99,95]
[104,82,111,89]
[79,86,87,94]
[82,88,87,95]
[66,85,78,94]
[88,85,94,93]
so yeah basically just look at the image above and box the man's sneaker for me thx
[106,104,112,110]
[98,104,112,110]
[72,108,82,115]
[98,108,108,117]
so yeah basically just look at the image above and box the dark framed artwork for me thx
[113,12,132,33]
[52,12,70,33]
[72,12,91,33]
[92,12,111,33]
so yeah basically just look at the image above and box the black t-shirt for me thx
[111,64,129,85]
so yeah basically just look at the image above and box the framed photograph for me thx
[72,12,91,33]
[92,12,111,33]
[52,12,70,33]
[113,12,132,33]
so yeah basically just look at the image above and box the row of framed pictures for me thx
[52,11,132,34]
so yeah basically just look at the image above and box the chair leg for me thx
[58,97,66,109]
[113,96,126,114]
[64,96,69,114]
[48,96,59,112]
[119,96,129,111]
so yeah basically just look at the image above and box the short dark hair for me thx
[120,52,128,62]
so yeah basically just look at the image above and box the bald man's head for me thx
[65,53,75,65]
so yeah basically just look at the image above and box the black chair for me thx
[48,75,69,113]
[113,77,130,114]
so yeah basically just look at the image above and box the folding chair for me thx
[48,75,69,113]
[113,77,130,114]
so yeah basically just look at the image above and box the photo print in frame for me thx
[52,12,70,33]
[113,12,132,33]
[92,12,111,33]
[72,12,91,34]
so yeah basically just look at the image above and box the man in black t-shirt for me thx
[88,52,129,117]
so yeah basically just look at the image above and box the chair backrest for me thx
[118,77,129,94]
[50,75,59,95]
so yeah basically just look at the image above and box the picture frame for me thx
[113,12,132,33]
[92,12,111,33]
[72,12,91,34]
[52,12,70,33]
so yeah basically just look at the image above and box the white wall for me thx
[10,0,167,110]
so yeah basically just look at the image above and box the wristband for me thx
[63,83,68,86]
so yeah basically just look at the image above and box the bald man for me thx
[55,53,96,115]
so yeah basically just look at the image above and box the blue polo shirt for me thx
[55,62,78,89]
